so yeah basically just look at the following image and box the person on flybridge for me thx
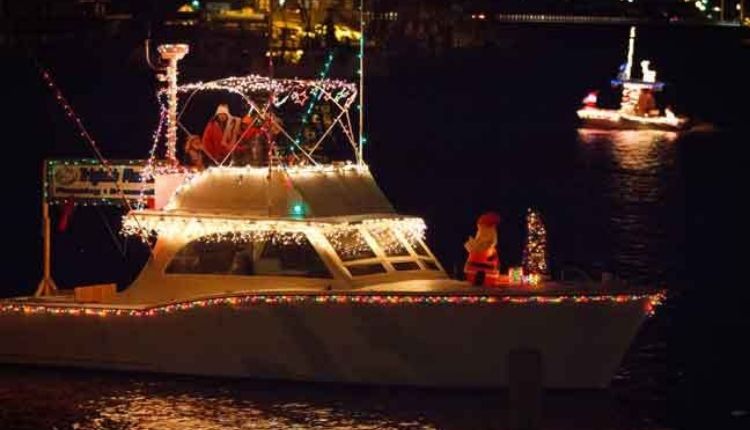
[184,134,205,169]
[201,104,239,164]
[184,103,285,168]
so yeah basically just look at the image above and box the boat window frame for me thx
[321,223,445,278]
[163,231,334,279]
[321,227,378,263]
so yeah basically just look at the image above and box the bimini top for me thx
[169,75,358,108]
[163,164,393,218]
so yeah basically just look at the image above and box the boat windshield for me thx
[323,228,376,262]
[324,225,443,277]
[166,233,332,278]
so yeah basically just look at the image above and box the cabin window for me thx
[392,261,421,272]
[421,259,441,271]
[324,228,376,262]
[367,227,410,257]
[346,263,387,277]
[165,240,236,275]
[166,233,332,278]
[403,231,430,257]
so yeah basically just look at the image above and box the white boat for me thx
[577,26,689,132]
[0,44,663,389]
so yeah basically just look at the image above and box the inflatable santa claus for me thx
[464,212,501,286]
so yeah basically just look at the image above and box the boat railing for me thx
[559,266,635,288]
[558,266,595,284]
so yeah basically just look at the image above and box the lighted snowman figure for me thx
[640,60,657,83]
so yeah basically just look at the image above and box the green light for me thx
[291,203,305,218]
[294,50,335,148]
[191,0,200,9]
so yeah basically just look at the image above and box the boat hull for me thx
[0,297,651,388]
[579,117,684,132]
[577,110,688,132]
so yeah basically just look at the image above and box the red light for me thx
[582,91,598,107]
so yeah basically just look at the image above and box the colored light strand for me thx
[44,158,148,207]
[358,0,366,165]
[0,291,666,319]
[156,74,359,168]
[294,50,336,148]
[523,209,548,276]
[138,105,168,209]
[38,67,137,214]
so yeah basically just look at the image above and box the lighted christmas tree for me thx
[523,209,548,277]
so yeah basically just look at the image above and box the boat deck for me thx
[1,279,663,312]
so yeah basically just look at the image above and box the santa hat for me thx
[477,212,501,227]
[215,104,230,116]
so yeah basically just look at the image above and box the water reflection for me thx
[576,129,680,283]
[80,389,436,430]
[0,367,668,429]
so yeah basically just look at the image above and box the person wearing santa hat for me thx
[464,212,501,286]
[201,103,239,164]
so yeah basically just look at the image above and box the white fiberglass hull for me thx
[0,294,653,388]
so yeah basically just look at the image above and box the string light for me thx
[523,209,548,277]
[366,224,411,255]
[158,45,190,164]
[44,159,151,207]
[323,227,373,258]
[38,67,141,211]
[165,75,357,106]
[357,0,366,164]
[161,163,366,212]
[294,51,336,149]
[39,68,104,160]
[577,108,686,128]
[156,74,359,167]
[137,105,168,209]
[0,291,666,318]
[121,213,426,246]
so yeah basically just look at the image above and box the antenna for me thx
[357,0,365,166]
[268,0,275,79]
[144,33,165,72]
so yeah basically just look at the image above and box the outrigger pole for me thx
[35,162,58,297]
[357,0,365,166]
[33,51,163,297]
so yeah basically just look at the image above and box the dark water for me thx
[2,25,749,429]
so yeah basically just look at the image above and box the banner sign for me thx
[46,159,154,206]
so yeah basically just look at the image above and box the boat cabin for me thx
[116,165,446,305]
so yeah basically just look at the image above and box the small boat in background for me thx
[577,26,689,132]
